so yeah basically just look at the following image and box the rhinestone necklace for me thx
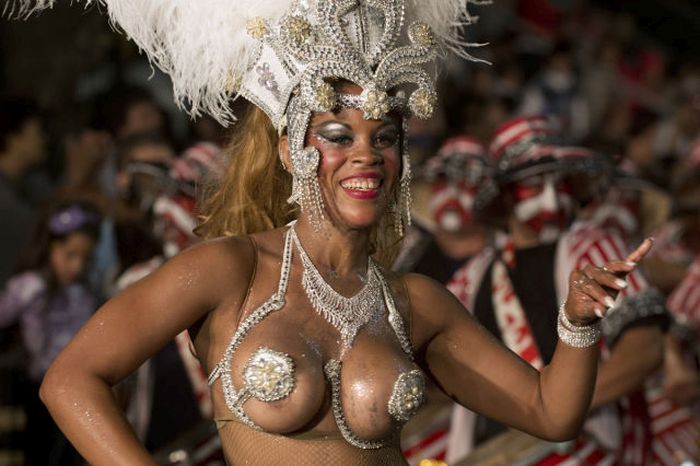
[290,226,383,351]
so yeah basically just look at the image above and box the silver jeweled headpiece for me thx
[236,0,486,231]
[8,0,488,233]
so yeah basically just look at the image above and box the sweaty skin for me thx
[39,86,654,465]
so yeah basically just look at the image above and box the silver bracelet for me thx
[557,302,601,348]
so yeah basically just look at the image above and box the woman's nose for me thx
[350,138,381,165]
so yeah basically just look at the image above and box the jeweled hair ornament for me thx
[48,205,101,236]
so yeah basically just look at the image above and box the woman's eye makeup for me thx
[312,121,400,148]
[373,128,399,148]
[313,123,353,145]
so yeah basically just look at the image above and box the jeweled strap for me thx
[378,273,414,358]
[208,229,294,425]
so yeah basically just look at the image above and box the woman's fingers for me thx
[569,271,607,321]
[599,260,636,275]
[625,237,654,264]
[577,270,617,310]
[566,238,655,324]
[582,265,629,292]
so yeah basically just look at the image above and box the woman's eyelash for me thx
[325,135,352,144]
[316,131,398,146]
[375,133,399,144]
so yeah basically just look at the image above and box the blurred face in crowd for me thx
[117,141,176,212]
[8,118,46,167]
[431,177,478,232]
[543,52,575,92]
[508,172,574,243]
[626,126,657,170]
[429,156,486,233]
[119,101,165,138]
[50,232,96,286]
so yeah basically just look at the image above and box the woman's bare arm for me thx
[410,239,653,441]
[411,275,598,441]
[40,236,254,466]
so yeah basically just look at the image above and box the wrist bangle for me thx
[557,302,601,348]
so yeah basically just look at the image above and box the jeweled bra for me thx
[207,227,425,449]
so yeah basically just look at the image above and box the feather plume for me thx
[99,0,294,124]
[5,0,488,125]
[407,0,490,63]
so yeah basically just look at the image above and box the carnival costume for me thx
[7,0,496,463]
[446,116,670,465]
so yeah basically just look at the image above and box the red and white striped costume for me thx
[667,256,700,328]
[445,221,663,465]
[650,255,700,465]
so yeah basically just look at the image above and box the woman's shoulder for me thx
[385,271,454,312]
[391,272,446,298]
[174,234,257,281]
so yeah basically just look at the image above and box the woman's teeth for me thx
[341,178,381,190]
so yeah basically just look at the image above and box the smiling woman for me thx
[6,0,656,465]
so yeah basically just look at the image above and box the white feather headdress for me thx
[6,0,488,126]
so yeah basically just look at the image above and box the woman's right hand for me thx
[563,238,654,326]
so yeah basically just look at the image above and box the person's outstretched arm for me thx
[410,239,653,441]
[40,236,254,466]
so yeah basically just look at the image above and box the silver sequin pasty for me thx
[243,347,296,402]
[387,369,425,422]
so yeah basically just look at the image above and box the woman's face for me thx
[49,232,96,286]
[302,88,402,230]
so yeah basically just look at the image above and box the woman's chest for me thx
[216,309,424,443]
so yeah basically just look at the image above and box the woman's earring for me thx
[394,151,412,237]
[288,146,325,232]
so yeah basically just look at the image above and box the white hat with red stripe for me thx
[488,115,558,169]
[475,115,608,210]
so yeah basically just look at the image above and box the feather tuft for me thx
[406,0,490,64]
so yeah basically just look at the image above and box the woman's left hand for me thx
[564,238,654,326]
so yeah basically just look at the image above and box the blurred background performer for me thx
[396,136,495,463]
[446,115,670,465]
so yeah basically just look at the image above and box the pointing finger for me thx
[625,237,654,264]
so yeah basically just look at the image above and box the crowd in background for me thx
[1,0,700,465]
